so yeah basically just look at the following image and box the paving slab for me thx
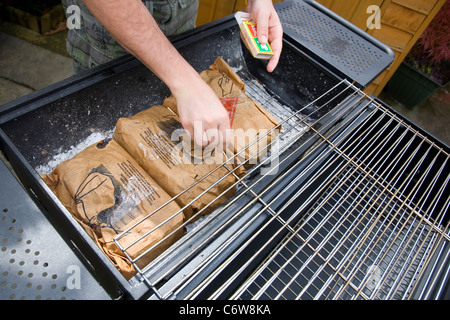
[0,31,73,105]
[0,77,33,105]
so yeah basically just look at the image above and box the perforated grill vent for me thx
[277,0,394,87]
[0,210,63,300]
[0,160,110,300]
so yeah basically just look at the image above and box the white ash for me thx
[35,129,114,175]
[245,79,309,159]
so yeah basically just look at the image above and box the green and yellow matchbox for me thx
[235,11,274,60]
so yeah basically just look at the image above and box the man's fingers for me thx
[254,11,269,45]
[266,36,282,72]
[219,122,232,152]
[193,121,208,147]
[206,128,220,149]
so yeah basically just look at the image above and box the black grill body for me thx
[0,1,448,300]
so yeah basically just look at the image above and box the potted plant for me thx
[386,0,450,108]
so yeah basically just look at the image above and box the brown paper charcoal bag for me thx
[164,57,280,169]
[114,105,237,222]
[41,139,184,279]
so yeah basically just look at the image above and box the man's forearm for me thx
[82,0,230,149]
[83,0,200,94]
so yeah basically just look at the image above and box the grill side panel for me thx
[277,0,394,88]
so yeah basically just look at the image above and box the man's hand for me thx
[173,74,231,152]
[245,0,283,72]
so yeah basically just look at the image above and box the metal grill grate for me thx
[224,86,449,300]
[233,164,441,300]
[111,74,449,300]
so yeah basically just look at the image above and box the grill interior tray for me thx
[1,1,448,300]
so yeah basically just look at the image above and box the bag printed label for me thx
[220,96,239,127]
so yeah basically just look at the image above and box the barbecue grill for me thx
[0,0,449,300]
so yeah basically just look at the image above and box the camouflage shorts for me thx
[62,0,199,73]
